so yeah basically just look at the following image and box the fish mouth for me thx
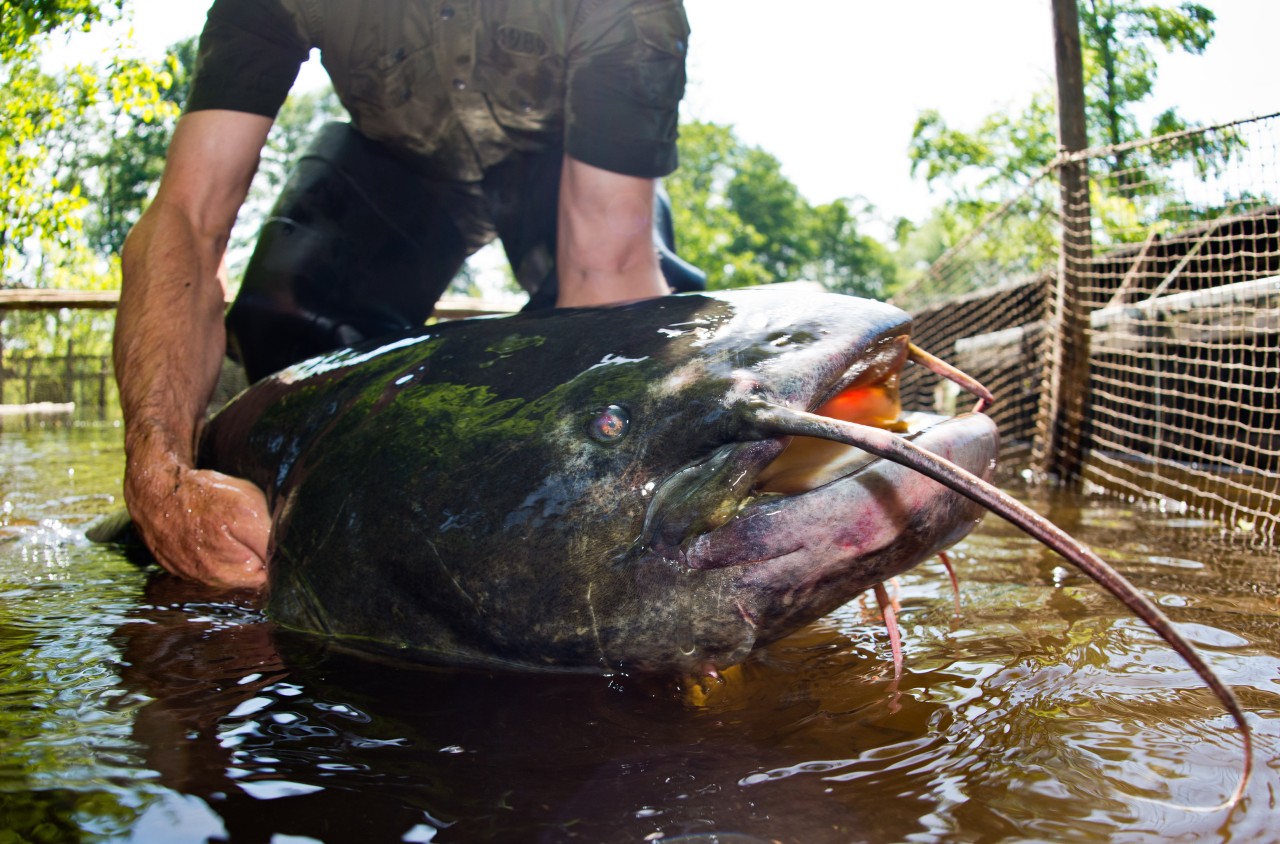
[642,333,999,573]
[750,337,990,498]
[686,409,997,572]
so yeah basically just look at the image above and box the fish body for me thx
[199,287,996,673]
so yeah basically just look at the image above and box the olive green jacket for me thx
[188,0,690,179]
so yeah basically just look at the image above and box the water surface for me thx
[1,420,1277,843]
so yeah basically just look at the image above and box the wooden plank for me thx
[0,401,75,416]
[431,296,519,319]
[1091,275,1280,326]
[1090,276,1280,352]
[0,289,121,310]
[0,288,517,319]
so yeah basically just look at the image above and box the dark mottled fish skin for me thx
[198,288,997,673]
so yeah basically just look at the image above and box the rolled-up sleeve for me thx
[565,0,689,178]
[185,0,313,118]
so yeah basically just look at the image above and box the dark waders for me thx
[226,122,704,383]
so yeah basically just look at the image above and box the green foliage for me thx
[723,145,812,281]
[905,0,1237,272]
[0,241,121,406]
[665,120,769,288]
[1,6,180,281]
[910,92,1059,196]
[0,0,180,412]
[1081,0,1213,152]
[807,198,898,299]
[1,57,95,271]
[0,0,121,57]
[667,120,897,297]
[1,244,119,358]
[75,38,192,255]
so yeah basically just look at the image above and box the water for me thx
[2,420,1278,843]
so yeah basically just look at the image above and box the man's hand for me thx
[125,456,271,590]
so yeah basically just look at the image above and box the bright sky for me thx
[55,0,1280,226]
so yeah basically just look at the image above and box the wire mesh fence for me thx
[893,112,1280,545]
[0,352,117,413]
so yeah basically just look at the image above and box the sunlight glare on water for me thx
[1,419,1278,842]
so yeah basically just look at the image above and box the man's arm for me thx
[554,154,669,308]
[115,109,275,589]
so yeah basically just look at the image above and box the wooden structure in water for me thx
[0,290,516,413]
[0,289,514,320]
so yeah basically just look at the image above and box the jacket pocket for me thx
[627,3,689,107]
[345,45,448,148]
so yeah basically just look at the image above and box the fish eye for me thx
[587,405,630,444]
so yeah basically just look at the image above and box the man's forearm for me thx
[115,204,230,475]
[108,109,274,588]
[555,155,669,308]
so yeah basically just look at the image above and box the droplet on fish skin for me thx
[587,405,630,444]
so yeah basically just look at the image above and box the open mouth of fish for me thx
[753,339,993,494]
[644,334,998,578]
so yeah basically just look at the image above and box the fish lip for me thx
[807,333,911,413]
[640,335,914,564]
[681,411,998,572]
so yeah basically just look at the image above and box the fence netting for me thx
[893,112,1280,545]
[0,351,115,411]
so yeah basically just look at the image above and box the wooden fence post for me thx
[1035,0,1095,478]
[98,355,108,414]
[64,338,75,406]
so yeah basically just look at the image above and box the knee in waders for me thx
[226,216,378,384]
[654,185,706,294]
[227,122,467,382]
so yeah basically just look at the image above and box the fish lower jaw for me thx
[678,413,1000,577]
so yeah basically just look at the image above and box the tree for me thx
[905,0,1234,270]
[0,0,121,57]
[1081,0,1213,173]
[723,145,813,282]
[667,120,896,297]
[807,198,898,299]
[1,0,176,281]
[76,38,192,256]
[0,0,180,414]
[1,54,94,274]
[664,120,770,288]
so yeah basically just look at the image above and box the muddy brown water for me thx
[1,420,1278,843]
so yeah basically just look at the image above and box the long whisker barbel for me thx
[742,399,1253,810]
[908,343,994,413]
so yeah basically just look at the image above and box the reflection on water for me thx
[1,422,1278,842]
